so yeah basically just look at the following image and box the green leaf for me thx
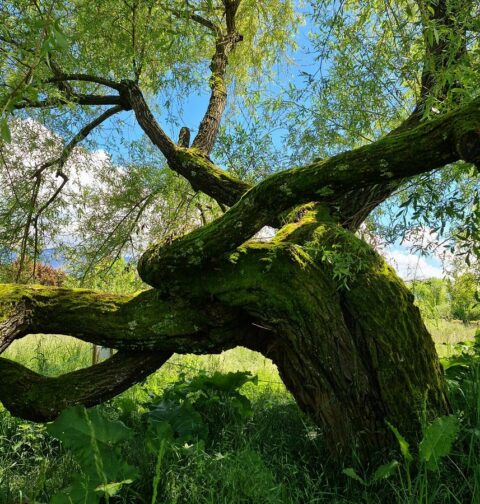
[148,399,208,443]
[95,479,133,497]
[47,406,138,496]
[419,415,459,471]
[386,421,413,462]
[145,418,173,454]
[51,475,98,504]
[47,405,133,445]
[53,27,69,51]
[0,119,11,143]
[372,460,399,481]
[189,371,257,393]
[343,467,367,486]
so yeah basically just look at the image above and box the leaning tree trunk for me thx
[169,206,449,461]
[0,206,449,462]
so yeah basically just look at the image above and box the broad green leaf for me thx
[190,370,258,392]
[47,405,133,445]
[51,475,98,504]
[95,479,134,497]
[419,415,459,471]
[372,460,399,481]
[148,399,208,443]
[342,467,367,486]
[145,418,173,454]
[47,406,138,497]
[386,421,413,463]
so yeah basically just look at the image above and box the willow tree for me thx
[0,0,479,461]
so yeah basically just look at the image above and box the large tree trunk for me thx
[179,208,449,461]
[0,207,451,463]
[5,92,479,461]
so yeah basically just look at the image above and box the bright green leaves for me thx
[37,0,299,96]
[345,415,459,490]
[0,5,70,142]
[372,460,400,481]
[418,415,459,470]
[45,371,258,502]
[0,118,11,143]
[342,467,368,486]
[41,19,70,54]
[388,415,459,471]
[148,370,257,445]
[69,0,208,91]
[230,0,300,90]
[47,406,137,503]
[343,461,400,486]
[48,405,133,446]
[149,400,208,444]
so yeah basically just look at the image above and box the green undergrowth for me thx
[0,322,479,503]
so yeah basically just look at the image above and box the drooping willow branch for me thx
[33,104,123,176]
[337,0,472,229]
[15,105,124,281]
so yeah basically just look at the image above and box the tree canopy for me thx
[0,0,478,280]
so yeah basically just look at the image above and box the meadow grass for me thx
[0,320,479,503]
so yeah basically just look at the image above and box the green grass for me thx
[1,320,479,503]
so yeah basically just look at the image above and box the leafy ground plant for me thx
[344,415,460,495]
[45,370,258,503]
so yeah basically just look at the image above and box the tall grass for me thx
[0,320,479,503]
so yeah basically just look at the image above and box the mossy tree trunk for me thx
[0,205,450,461]
[2,94,479,462]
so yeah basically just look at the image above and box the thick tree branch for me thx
[138,96,480,289]
[0,284,248,353]
[122,80,250,205]
[122,80,177,160]
[0,351,169,421]
[172,148,251,206]
[191,1,243,154]
[0,283,257,422]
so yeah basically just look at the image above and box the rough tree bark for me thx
[1,0,478,464]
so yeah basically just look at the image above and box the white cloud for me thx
[253,226,276,241]
[383,248,444,280]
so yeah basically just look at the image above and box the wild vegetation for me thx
[0,315,478,503]
[1,0,480,502]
